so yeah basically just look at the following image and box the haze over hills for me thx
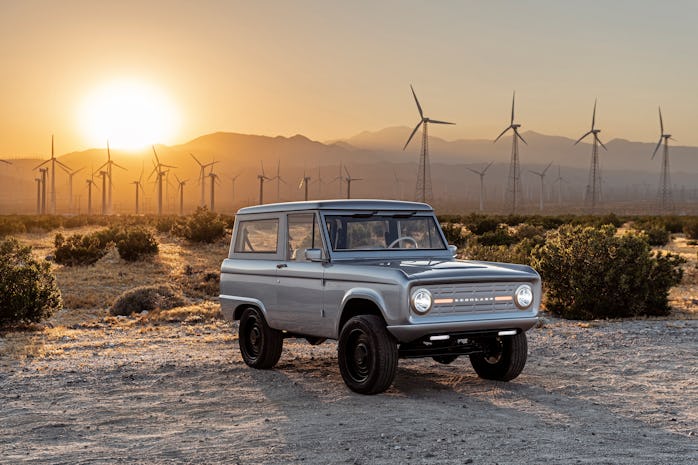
[1,128,697,215]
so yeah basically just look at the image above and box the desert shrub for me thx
[109,284,187,316]
[467,216,500,235]
[463,242,533,265]
[531,225,685,320]
[633,221,670,246]
[180,206,226,243]
[440,223,471,249]
[54,232,109,266]
[477,225,518,247]
[0,217,27,237]
[0,238,62,325]
[683,218,698,240]
[512,223,546,242]
[155,215,179,234]
[115,227,159,261]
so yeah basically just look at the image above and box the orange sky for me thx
[2,1,698,157]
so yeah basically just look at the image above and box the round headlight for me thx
[514,284,533,309]
[411,288,433,314]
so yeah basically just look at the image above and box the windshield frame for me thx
[320,211,449,259]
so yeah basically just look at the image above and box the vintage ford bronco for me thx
[220,200,541,394]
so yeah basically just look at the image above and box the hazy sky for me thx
[2,0,698,156]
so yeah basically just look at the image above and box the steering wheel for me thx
[388,236,418,248]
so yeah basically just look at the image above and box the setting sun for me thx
[78,79,180,151]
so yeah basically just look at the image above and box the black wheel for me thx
[338,315,398,395]
[469,332,527,381]
[238,307,283,369]
[432,355,459,365]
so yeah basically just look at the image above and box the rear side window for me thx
[234,219,279,253]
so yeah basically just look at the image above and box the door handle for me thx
[276,263,288,269]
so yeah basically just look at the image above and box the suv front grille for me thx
[427,282,520,315]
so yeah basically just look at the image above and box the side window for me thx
[287,213,323,261]
[234,219,279,253]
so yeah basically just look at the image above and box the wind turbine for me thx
[34,177,42,214]
[652,106,674,210]
[528,162,553,212]
[553,165,568,206]
[273,160,287,202]
[574,99,607,211]
[467,161,494,212]
[175,174,188,215]
[96,141,126,214]
[85,170,96,215]
[344,166,362,199]
[131,165,145,214]
[190,153,219,207]
[67,167,85,214]
[392,168,404,200]
[494,92,527,214]
[298,171,312,201]
[403,85,455,203]
[34,135,71,214]
[229,172,242,201]
[149,146,176,216]
[208,167,220,212]
[257,162,272,204]
[0,159,11,165]
[98,170,108,215]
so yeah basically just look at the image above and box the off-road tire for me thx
[469,332,527,381]
[338,315,398,395]
[239,307,283,369]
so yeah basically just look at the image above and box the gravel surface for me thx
[1,316,696,464]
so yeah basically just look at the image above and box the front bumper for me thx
[386,316,538,343]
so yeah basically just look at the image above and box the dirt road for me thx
[1,315,696,464]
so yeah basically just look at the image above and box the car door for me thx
[274,212,327,337]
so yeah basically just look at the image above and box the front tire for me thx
[469,332,527,381]
[238,308,283,369]
[338,315,398,395]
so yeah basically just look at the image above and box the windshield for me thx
[324,214,446,251]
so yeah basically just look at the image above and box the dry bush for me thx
[109,284,187,316]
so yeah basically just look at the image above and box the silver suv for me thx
[220,200,540,394]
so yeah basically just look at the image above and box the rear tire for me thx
[469,332,527,381]
[238,308,283,369]
[338,315,398,395]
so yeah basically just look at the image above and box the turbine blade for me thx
[33,159,50,170]
[410,84,423,119]
[658,106,664,135]
[591,99,597,130]
[574,131,592,145]
[152,146,160,165]
[466,168,481,175]
[428,119,455,125]
[483,160,494,173]
[651,137,662,159]
[494,126,511,143]
[511,91,516,124]
[190,153,202,166]
[113,162,127,171]
[516,129,527,145]
[344,165,350,177]
[596,135,607,151]
[403,120,423,150]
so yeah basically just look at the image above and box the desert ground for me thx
[1,227,697,464]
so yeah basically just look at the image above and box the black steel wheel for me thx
[469,332,527,381]
[239,307,283,369]
[338,315,398,395]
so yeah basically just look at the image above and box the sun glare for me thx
[79,79,180,151]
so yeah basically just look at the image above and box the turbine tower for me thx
[272,160,287,202]
[403,85,455,203]
[343,166,362,199]
[67,167,85,214]
[39,168,48,214]
[97,141,126,214]
[528,162,553,212]
[35,177,42,214]
[652,106,674,211]
[574,99,607,211]
[257,162,271,204]
[131,166,145,215]
[467,161,494,212]
[208,168,220,212]
[494,92,527,214]
[34,135,71,214]
[149,146,176,216]
[175,174,188,215]
[191,153,219,207]
[85,171,96,215]
[229,172,242,201]
[98,171,108,215]
[553,165,567,206]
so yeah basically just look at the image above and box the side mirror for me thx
[304,248,324,262]
[448,245,458,257]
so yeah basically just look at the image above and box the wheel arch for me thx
[337,289,388,335]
